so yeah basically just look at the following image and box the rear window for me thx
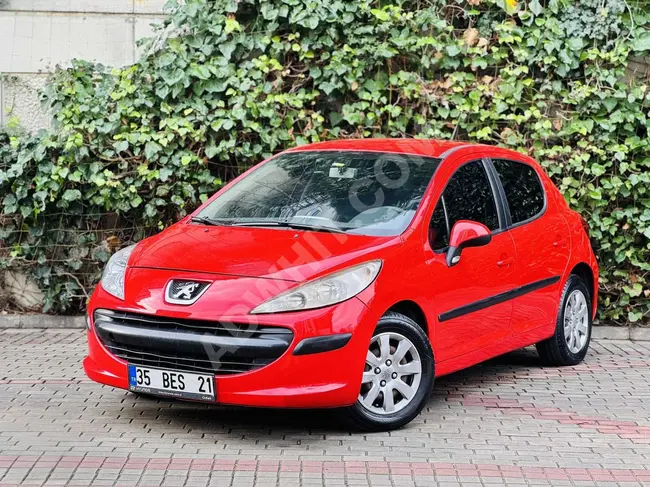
[493,159,545,225]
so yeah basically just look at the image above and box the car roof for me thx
[285,138,475,159]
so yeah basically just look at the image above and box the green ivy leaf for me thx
[370,9,389,21]
[629,311,642,323]
[161,68,185,86]
[114,141,129,153]
[205,141,219,159]
[144,141,162,160]
[3,194,17,213]
[219,41,236,60]
[567,37,584,51]
[224,18,242,35]
[445,44,461,57]
[591,163,606,176]
[633,31,650,52]
[624,283,644,297]
[260,4,279,20]
[602,98,617,112]
[303,16,319,29]
[62,189,82,202]
[529,0,543,16]
[588,190,602,200]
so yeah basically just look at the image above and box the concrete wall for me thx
[0,0,166,130]
[628,55,650,79]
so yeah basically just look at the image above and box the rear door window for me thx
[492,159,545,225]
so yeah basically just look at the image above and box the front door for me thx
[426,158,517,362]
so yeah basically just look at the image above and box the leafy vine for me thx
[1,0,649,322]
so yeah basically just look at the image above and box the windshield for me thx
[196,151,441,236]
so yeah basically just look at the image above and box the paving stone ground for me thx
[0,330,649,486]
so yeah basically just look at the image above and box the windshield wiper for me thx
[282,222,347,234]
[190,216,232,226]
[229,221,347,234]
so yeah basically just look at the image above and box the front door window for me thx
[429,160,499,251]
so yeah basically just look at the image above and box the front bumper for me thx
[84,283,378,408]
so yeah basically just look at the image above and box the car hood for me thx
[129,222,399,282]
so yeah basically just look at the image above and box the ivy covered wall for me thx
[1,0,649,322]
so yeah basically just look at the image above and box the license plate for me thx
[128,365,215,402]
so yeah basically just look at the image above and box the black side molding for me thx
[293,333,352,356]
[439,276,561,323]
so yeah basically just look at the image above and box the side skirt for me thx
[434,325,554,378]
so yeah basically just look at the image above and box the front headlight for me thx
[100,244,136,300]
[251,260,382,314]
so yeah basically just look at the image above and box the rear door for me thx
[489,158,571,335]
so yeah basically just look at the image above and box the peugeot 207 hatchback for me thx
[84,139,598,430]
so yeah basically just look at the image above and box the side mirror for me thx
[446,220,492,267]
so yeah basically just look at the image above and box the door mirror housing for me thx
[446,220,492,267]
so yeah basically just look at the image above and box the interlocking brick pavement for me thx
[1,329,649,486]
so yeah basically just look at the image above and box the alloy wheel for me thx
[564,289,589,354]
[358,332,422,415]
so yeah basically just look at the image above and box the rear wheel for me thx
[343,312,434,431]
[536,275,592,366]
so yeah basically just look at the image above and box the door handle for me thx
[497,256,514,267]
[553,237,567,247]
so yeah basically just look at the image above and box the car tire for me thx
[536,275,592,366]
[342,311,434,431]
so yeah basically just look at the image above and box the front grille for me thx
[94,309,293,375]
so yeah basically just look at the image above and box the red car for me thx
[84,139,598,430]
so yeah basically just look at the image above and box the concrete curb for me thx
[0,314,85,329]
[592,326,650,341]
[591,326,632,341]
[0,315,649,340]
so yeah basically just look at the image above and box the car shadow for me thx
[123,347,543,435]
[436,346,541,384]
[142,399,352,435]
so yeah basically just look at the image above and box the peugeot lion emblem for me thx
[165,280,210,305]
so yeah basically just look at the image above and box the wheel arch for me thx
[570,262,596,314]
[385,300,429,337]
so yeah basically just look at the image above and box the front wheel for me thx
[536,275,592,366]
[342,312,434,431]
